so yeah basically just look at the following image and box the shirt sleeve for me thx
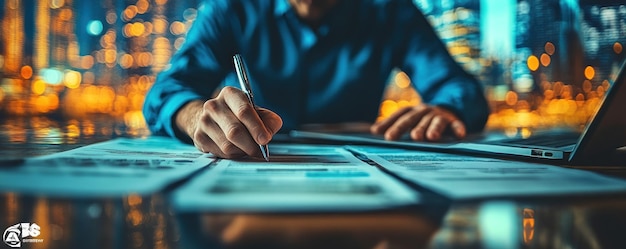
[142,0,236,140]
[398,4,490,132]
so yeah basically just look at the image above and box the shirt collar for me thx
[274,0,291,17]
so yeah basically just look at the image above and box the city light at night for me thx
[0,0,625,138]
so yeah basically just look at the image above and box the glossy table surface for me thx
[2,115,626,249]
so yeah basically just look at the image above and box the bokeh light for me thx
[20,65,33,79]
[87,20,103,36]
[584,66,595,80]
[544,42,555,55]
[31,78,47,95]
[527,55,539,71]
[614,42,623,54]
[0,0,623,137]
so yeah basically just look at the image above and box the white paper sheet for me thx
[173,144,420,212]
[347,146,626,200]
[0,137,214,197]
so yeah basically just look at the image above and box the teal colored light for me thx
[481,0,515,58]
[87,20,103,36]
[41,69,63,85]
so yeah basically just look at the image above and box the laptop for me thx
[290,61,626,165]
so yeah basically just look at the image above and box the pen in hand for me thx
[233,54,270,161]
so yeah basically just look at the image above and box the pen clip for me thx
[233,54,255,103]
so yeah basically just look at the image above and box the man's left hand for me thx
[370,104,466,142]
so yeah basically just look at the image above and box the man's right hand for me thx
[175,86,283,159]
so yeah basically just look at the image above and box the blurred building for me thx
[0,0,625,132]
[0,0,200,120]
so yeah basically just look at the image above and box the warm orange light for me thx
[136,0,150,14]
[66,123,81,138]
[153,18,169,35]
[104,49,117,65]
[82,120,95,136]
[48,94,59,111]
[123,5,138,21]
[582,80,592,93]
[527,55,539,71]
[575,93,585,103]
[543,89,554,100]
[394,71,411,89]
[64,70,82,89]
[169,21,186,35]
[120,54,134,69]
[584,66,595,80]
[143,22,153,34]
[523,208,535,244]
[123,23,133,38]
[540,53,551,67]
[544,42,555,55]
[379,100,398,119]
[80,55,95,69]
[602,80,610,89]
[20,65,33,79]
[59,8,73,21]
[597,85,605,97]
[614,42,623,54]
[33,95,49,113]
[128,194,143,206]
[137,52,153,67]
[31,78,47,95]
[127,209,144,226]
[130,22,146,37]
[505,91,518,106]
[520,127,531,138]
[124,111,147,130]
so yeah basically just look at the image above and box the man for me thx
[143,0,490,159]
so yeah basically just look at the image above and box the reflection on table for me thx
[4,193,626,249]
[2,117,626,249]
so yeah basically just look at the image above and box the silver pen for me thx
[233,54,270,161]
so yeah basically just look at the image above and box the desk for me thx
[2,116,626,249]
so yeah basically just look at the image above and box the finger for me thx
[450,119,466,139]
[204,98,261,157]
[384,108,429,140]
[370,107,413,135]
[410,113,434,141]
[257,108,283,135]
[425,115,449,141]
[222,87,272,145]
[194,117,246,158]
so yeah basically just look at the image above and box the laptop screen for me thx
[571,61,626,162]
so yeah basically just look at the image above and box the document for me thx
[347,146,626,200]
[173,144,420,212]
[0,137,214,197]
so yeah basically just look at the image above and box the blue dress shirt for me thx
[143,0,490,140]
